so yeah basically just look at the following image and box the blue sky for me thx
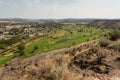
[0,0,120,19]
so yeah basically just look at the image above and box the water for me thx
[57,38,70,43]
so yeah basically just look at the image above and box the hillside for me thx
[0,39,120,80]
[88,20,120,29]
[0,20,120,80]
[0,25,107,67]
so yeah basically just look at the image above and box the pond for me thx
[57,38,71,43]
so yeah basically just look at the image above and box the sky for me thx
[0,0,120,19]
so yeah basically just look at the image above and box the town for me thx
[0,20,64,40]
[0,21,42,39]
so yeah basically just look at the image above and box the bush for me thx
[18,43,25,51]
[18,51,25,56]
[99,39,110,47]
[107,42,120,51]
[109,30,120,40]
[18,43,25,56]
[70,48,76,56]
[55,55,65,66]
[0,44,7,49]
[38,64,57,80]
[30,45,39,53]
[34,45,38,50]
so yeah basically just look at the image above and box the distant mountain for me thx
[0,18,96,24]
[57,18,95,24]
[1,18,120,27]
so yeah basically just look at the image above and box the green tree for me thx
[9,28,20,35]
[34,45,38,50]
[18,43,25,56]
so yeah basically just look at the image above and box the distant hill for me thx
[57,18,95,24]
[88,20,120,29]
[2,18,120,28]
[0,18,95,24]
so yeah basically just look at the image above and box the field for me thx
[0,25,109,66]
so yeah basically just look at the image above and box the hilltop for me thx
[88,20,120,29]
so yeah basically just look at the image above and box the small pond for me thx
[57,38,71,43]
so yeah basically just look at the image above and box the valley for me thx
[0,19,120,80]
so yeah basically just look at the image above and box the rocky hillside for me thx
[0,39,120,80]
[88,20,120,29]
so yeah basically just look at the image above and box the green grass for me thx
[0,25,110,66]
[0,55,13,67]
[23,25,109,58]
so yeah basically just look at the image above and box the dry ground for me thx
[0,39,120,80]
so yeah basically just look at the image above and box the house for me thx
[24,27,37,35]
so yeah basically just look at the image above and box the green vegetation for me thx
[0,25,110,66]
[9,28,20,35]
[0,36,21,49]
[18,43,25,56]
[0,55,14,67]
[23,25,109,58]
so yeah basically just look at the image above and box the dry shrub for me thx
[109,30,120,40]
[96,47,108,59]
[99,39,110,47]
[36,57,67,80]
[107,42,120,51]
[55,55,65,66]
[70,48,76,56]
[37,64,56,80]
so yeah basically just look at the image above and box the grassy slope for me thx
[0,25,109,66]
[24,25,109,58]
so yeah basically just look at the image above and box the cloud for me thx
[0,0,120,19]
